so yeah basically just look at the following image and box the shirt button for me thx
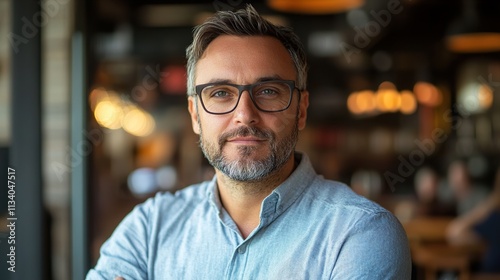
[238,245,246,254]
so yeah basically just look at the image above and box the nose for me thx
[232,90,260,125]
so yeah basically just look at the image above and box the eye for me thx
[260,88,279,96]
[203,85,237,99]
[211,90,230,98]
[254,86,283,99]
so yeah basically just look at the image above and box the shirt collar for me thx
[206,152,317,219]
[207,175,222,214]
[261,152,316,219]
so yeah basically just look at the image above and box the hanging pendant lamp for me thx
[446,0,500,53]
[268,0,365,14]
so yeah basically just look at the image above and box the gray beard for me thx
[199,121,298,182]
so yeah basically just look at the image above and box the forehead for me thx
[195,35,297,84]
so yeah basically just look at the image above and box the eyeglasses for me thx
[194,80,299,115]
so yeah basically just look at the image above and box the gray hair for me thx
[185,4,308,96]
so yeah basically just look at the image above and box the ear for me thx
[188,96,201,135]
[298,90,309,130]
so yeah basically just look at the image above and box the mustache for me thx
[218,126,274,147]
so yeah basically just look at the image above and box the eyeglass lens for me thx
[200,81,292,114]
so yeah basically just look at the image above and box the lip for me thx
[227,136,266,143]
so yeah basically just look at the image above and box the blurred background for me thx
[1,0,500,279]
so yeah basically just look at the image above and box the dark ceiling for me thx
[90,0,500,60]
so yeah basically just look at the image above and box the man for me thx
[447,160,488,215]
[447,167,500,273]
[87,5,411,279]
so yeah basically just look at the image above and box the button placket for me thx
[237,244,246,254]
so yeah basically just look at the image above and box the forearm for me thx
[446,200,494,245]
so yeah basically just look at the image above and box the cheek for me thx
[199,116,226,139]
[269,110,297,135]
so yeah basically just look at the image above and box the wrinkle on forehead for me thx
[195,35,297,85]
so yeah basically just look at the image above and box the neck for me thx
[215,156,296,238]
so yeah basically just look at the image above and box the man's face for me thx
[188,35,309,182]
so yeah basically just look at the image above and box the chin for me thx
[231,145,269,159]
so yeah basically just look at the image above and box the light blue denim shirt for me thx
[87,153,411,280]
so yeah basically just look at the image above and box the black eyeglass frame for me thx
[194,80,301,115]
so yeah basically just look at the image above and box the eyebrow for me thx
[206,75,287,84]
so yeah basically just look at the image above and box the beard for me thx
[198,116,299,182]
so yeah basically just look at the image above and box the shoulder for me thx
[291,153,394,223]
[303,179,412,278]
[299,176,408,247]
[303,176,389,216]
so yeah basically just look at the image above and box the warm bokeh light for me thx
[459,82,494,114]
[94,100,123,129]
[477,84,494,110]
[88,88,109,110]
[347,92,362,115]
[91,88,156,136]
[376,81,401,112]
[446,33,500,53]
[347,90,377,115]
[122,107,156,137]
[399,90,417,115]
[356,90,376,113]
[376,88,401,112]
[348,82,422,115]
[413,82,442,107]
[268,0,364,14]
[378,81,397,90]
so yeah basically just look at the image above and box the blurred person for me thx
[350,169,383,201]
[392,167,454,223]
[413,167,455,217]
[447,167,500,273]
[447,160,489,215]
[86,5,411,279]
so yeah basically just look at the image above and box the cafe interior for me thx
[1,0,500,279]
